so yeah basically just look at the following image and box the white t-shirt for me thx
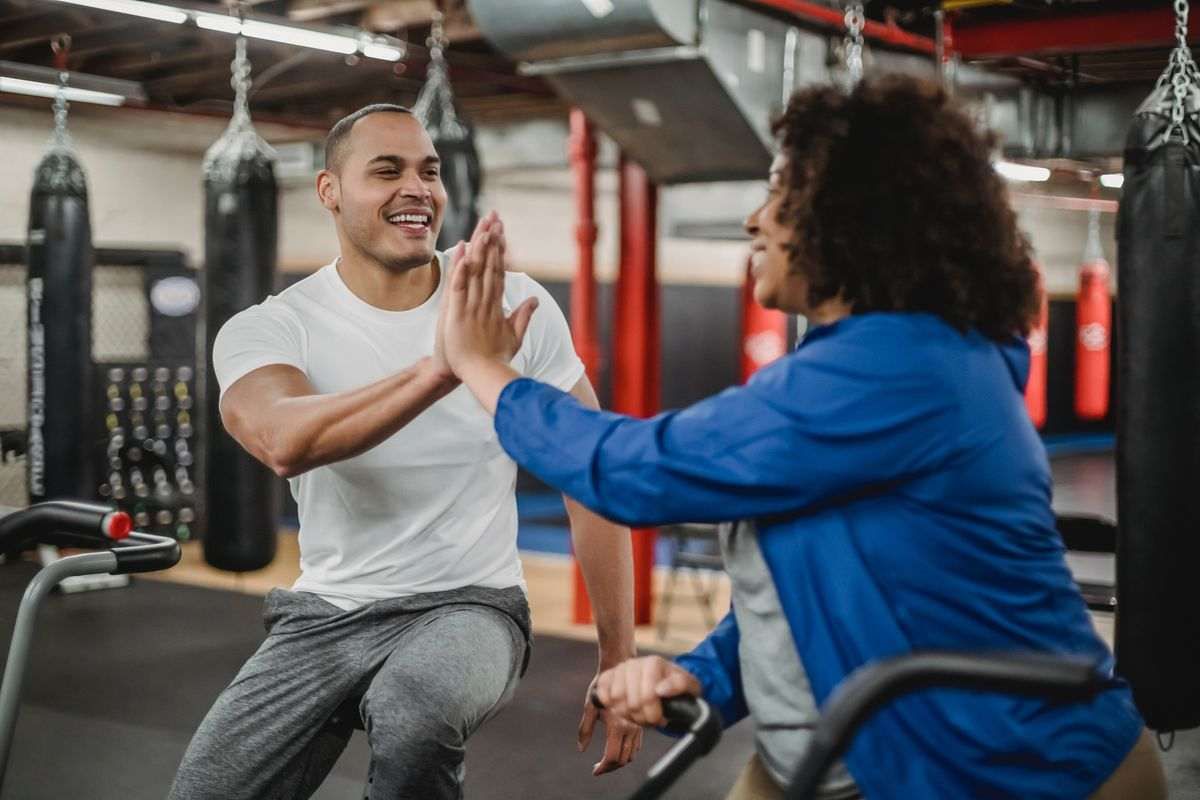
[211,254,585,609]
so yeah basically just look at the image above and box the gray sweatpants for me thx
[168,585,531,800]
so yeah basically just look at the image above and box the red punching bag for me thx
[1075,208,1111,420]
[741,257,788,381]
[1025,266,1049,429]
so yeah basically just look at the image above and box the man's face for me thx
[320,113,447,272]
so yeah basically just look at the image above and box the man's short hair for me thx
[324,103,413,173]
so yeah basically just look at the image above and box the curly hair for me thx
[772,76,1040,339]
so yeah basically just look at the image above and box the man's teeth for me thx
[388,213,430,225]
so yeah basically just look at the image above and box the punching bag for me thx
[1024,267,1048,430]
[1115,32,1200,731]
[413,12,480,251]
[201,37,277,572]
[26,78,93,503]
[740,257,788,382]
[1074,208,1111,420]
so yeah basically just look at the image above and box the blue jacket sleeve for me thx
[493,340,960,527]
[674,609,749,729]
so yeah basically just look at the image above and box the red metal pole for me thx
[568,108,600,625]
[740,259,789,382]
[613,153,659,627]
[568,109,601,385]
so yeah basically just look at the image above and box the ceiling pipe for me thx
[750,0,936,55]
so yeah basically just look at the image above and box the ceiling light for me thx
[37,0,405,62]
[361,41,404,62]
[53,0,187,24]
[1099,173,1124,189]
[0,60,146,105]
[0,76,125,105]
[994,161,1051,182]
[194,11,243,34]
[240,19,357,54]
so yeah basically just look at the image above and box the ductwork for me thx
[469,0,1140,184]
[469,0,816,183]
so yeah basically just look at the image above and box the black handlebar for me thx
[111,533,182,574]
[782,651,1111,800]
[591,690,724,800]
[0,501,179,574]
[0,501,131,551]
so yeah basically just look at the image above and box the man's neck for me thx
[335,251,439,312]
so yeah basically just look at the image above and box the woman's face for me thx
[744,154,808,314]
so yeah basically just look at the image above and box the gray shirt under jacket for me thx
[720,520,861,799]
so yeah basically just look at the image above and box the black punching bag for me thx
[414,14,481,250]
[1115,62,1200,730]
[201,38,277,572]
[26,97,93,504]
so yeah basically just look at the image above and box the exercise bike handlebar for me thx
[0,501,131,549]
[0,501,180,574]
[0,500,182,788]
[590,690,723,800]
[782,651,1111,800]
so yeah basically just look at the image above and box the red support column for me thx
[740,258,789,382]
[568,108,600,625]
[613,154,660,626]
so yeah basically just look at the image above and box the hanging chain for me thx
[414,10,465,136]
[1160,0,1195,143]
[230,35,253,126]
[843,2,865,88]
[50,34,71,148]
[52,70,70,146]
[427,10,447,65]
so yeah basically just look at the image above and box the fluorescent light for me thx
[0,76,125,106]
[195,12,243,34]
[38,0,404,62]
[54,0,187,24]
[994,161,1051,182]
[241,19,357,54]
[361,42,403,61]
[1099,173,1124,189]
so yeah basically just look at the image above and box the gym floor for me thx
[1,453,1197,799]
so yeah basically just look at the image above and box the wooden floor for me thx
[142,530,732,656]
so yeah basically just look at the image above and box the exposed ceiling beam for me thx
[102,46,222,79]
[954,7,1200,58]
[0,9,117,56]
[249,68,411,102]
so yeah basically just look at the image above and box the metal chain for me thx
[52,70,70,146]
[427,10,447,64]
[414,10,465,136]
[1161,0,1195,143]
[843,2,865,88]
[50,35,71,148]
[230,36,252,126]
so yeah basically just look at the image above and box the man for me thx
[168,104,640,799]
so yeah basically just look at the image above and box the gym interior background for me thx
[0,0,1196,797]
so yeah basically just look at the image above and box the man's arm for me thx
[563,377,636,667]
[220,358,456,478]
[562,376,642,775]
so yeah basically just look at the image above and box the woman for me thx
[441,77,1166,799]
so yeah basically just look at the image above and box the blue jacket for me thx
[494,312,1143,799]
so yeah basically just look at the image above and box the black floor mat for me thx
[0,565,754,799]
